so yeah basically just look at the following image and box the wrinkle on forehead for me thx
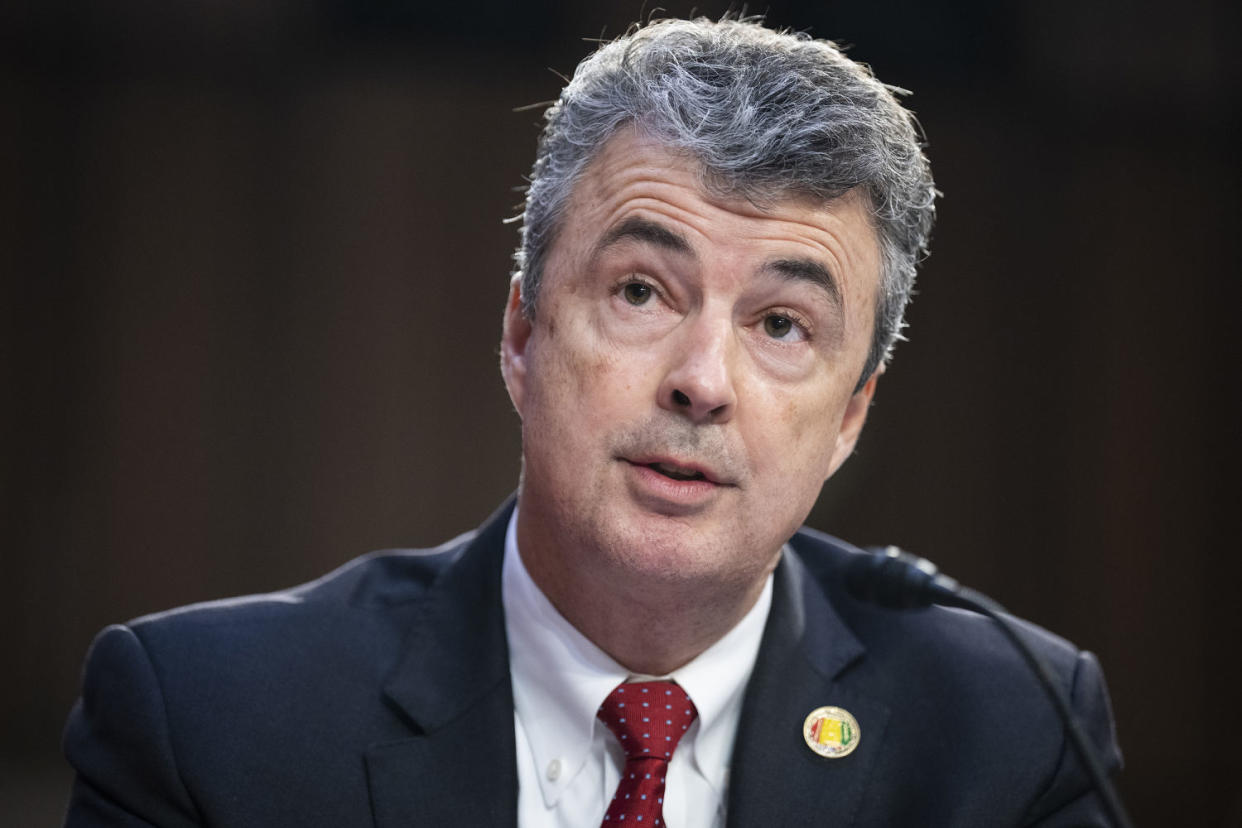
[560,128,881,356]
[574,129,878,276]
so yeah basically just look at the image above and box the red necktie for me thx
[597,680,698,826]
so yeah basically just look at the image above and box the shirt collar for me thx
[502,508,773,808]
[504,510,629,807]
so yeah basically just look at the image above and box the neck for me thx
[515,509,776,676]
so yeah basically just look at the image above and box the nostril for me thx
[672,389,691,406]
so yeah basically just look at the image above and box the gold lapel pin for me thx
[802,706,861,758]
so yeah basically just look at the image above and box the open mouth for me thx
[646,461,708,482]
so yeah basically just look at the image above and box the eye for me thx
[763,314,796,339]
[622,282,653,306]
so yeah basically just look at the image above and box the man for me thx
[64,17,1122,827]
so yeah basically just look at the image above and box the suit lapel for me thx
[362,504,891,827]
[366,500,518,828]
[727,544,891,828]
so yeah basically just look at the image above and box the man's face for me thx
[502,127,881,601]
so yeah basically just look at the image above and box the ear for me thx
[824,366,881,479]
[500,275,533,417]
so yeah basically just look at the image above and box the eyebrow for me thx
[595,216,693,257]
[767,258,843,308]
[594,215,843,310]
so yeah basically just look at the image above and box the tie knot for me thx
[597,680,698,762]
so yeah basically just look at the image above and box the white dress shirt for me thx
[502,510,773,828]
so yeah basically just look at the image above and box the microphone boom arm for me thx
[850,547,1133,828]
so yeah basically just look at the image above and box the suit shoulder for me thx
[121,526,480,651]
[781,532,1121,823]
[67,522,495,772]
[788,525,1085,680]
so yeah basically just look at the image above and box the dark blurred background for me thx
[3,0,1239,823]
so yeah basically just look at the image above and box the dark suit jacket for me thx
[63,500,1122,826]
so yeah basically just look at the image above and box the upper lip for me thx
[625,455,732,486]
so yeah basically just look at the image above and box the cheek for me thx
[779,395,807,438]
[527,318,634,429]
[748,382,845,482]
[749,367,828,441]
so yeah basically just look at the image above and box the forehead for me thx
[568,126,868,227]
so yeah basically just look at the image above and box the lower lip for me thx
[622,461,724,512]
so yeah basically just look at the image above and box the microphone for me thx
[846,546,1134,828]
[845,544,982,611]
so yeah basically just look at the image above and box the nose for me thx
[657,316,737,424]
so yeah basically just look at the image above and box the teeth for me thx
[652,462,703,481]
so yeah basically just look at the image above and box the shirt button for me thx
[546,759,562,782]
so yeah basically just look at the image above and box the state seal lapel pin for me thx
[803,706,861,758]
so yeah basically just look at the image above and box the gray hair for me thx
[514,17,937,388]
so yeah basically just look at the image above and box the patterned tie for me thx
[597,680,698,826]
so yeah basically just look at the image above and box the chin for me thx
[589,508,768,587]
